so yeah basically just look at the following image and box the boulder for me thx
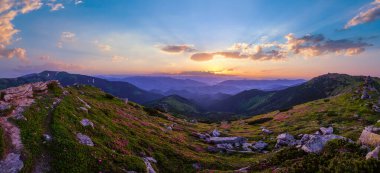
[216,143,234,150]
[0,153,24,173]
[320,127,333,135]
[76,133,94,146]
[373,105,380,113]
[262,128,273,134]
[80,119,94,128]
[241,143,252,151]
[359,129,380,147]
[276,133,296,148]
[366,146,380,160]
[206,146,221,153]
[142,157,156,173]
[361,90,370,100]
[253,141,268,151]
[77,97,91,109]
[211,129,220,137]
[43,134,52,142]
[79,107,88,114]
[301,134,345,153]
[209,137,247,144]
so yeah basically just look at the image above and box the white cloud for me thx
[112,55,127,62]
[47,3,64,11]
[345,0,380,29]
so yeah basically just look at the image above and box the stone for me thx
[361,90,370,100]
[276,133,296,148]
[79,107,88,114]
[216,143,234,150]
[77,97,91,109]
[0,153,24,173]
[142,157,156,173]
[301,134,345,153]
[124,98,129,104]
[211,129,220,137]
[354,114,359,118]
[76,133,94,146]
[209,137,247,144]
[80,119,94,128]
[262,128,273,134]
[241,143,252,151]
[359,129,380,147]
[192,163,202,170]
[320,127,333,135]
[365,125,380,133]
[373,105,380,113]
[366,146,380,160]
[206,146,221,153]
[253,141,268,151]
[43,134,52,142]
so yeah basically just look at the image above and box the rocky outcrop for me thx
[359,127,380,147]
[275,133,296,148]
[261,127,273,134]
[366,146,380,160]
[320,127,333,135]
[80,119,94,128]
[142,157,157,173]
[211,129,220,137]
[76,133,94,146]
[0,153,24,173]
[209,137,247,144]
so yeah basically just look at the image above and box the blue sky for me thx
[0,0,379,78]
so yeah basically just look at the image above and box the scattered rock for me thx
[0,153,24,173]
[43,134,52,142]
[236,166,250,173]
[320,127,333,135]
[359,128,380,147]
[261,128,273,134]
[142,157,156,173]
[241,143,252,151]
[124,98,129,104]
[211,129,220,137]
[80,119,94,128]
[206,146,221,153]
[301,134,345,153]
[77,97,91,109]
[253,141,268,151]
[216,143,234,150]
[373,105,380,113]
[354,114,360,118]
[275,133,296,148]
[366,146,380,160]
[192,163,202,170]
[78,107,88,114]
[209,137,247,144]
[76,133,94,146]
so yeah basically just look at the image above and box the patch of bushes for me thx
[0,91,4,100]
[104,93,115,99]
[279,106,293,112]
[143,107,166,118]
[247,117,273,125]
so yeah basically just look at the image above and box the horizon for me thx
[1,0,380,79]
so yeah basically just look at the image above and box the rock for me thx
[216,143,234,150]
[354,114,360,118]
[166,126,172,131]
[43,134,52,142]
[262,128,273,134]
[0,153,24,173]
[253,141,268,151]
[189,119,198,124]
[365,125,380,133]
[320,127,333,135]
[80,119,94,128]
[211,129,220,137]
[76,133,94,146]
[366,146,380,160]
[241,143,252,151]
[79,107,88,114]
[373,105,380,113]
[206,146,221,153]
[124,98,129,104]
[276,133,296,148]
[301,134,345,153]
[361,90,370,100]
[236,166,250,173]
[209,137,247,144]
[77,97,91,109]
[142,157,156,173]
[359,129,380,147]
[192,163,202,170]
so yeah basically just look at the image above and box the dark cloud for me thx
[160,44,196,53]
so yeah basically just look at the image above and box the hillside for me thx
[144,95,203,117]
[211,73,379,116]
[0,71,163,104]
[0,76,380,172]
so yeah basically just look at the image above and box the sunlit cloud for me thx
[57,31,76,48]
[345,0,380,29]
[111,55,127,62]
[13,60,85,73]
[159,44,196,53]
[74,0,83,5]
[47,3,64,11]
[190,33,371,62]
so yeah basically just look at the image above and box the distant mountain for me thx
[144,95,203,116]
[121,76,207,92]
[215,79,305,91]
[211,73,378,116]
[0,71,163,103]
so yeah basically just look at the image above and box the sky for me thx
[0,0,380,79]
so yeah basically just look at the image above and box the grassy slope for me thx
[145,95,201,117]
[16,85,270,172]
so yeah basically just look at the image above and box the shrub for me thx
[0,92,4,100]
[247,117,273,125]
[104,93,115,99]
[279,106,293,112]
[143,107,166,118]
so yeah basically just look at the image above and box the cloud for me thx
[111,55,127,62]
[0,46,26,61]
[190,33,371,62]
[159,44,196,53]
[47,3,64,11]
[74,0,83,5]
[98,44,112,52]
[13,60,84,73]
[345,0,380,29]
[60,32,76,41]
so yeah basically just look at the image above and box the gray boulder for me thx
[262,128,273,134]
[0,153,24,173]
[276,133,296,148]
[211,129,220,137]
[253,141,268,151]
[216,143,234,150]
[366,146,380,160]
[143,157,156,173]
[359,128,380,147]
[76,133,94,146]
[320,127,333,135]
[80,119,94,128]
[209,137,247,144]
[301,134,345,153]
